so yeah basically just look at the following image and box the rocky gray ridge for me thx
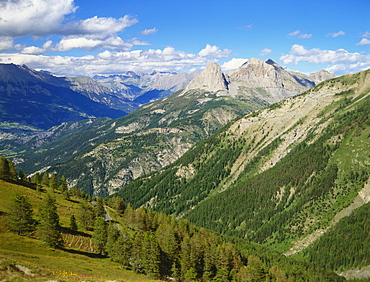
[184,62,229,93]
[183,58,336,104]
[309,69,338,84]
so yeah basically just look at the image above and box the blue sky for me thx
[0,0,369,77]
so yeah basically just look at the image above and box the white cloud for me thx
[0,44,228,77]
[356,38,370,46]
[260,48,273,56]
[327,31,345,37]
[55,36,133,51]
[360,32,370,37]
[0,1,137,38]
[141,28,158,35]
[288,30,312,39]
[288,30,301,37]
[221,58,247,71]
[280,44,370,75]
[198,44,231,58]
[0,0,77,37]
[0,37,23,51]
[62,15,137,36]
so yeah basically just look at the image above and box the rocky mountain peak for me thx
[184,62,229,93]
[309,69,337,84]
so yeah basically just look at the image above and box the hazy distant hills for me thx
[0,64,198,139]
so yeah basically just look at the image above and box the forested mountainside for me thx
[45,59,325,197]
[0,157,342,281]
[115,68,370,275]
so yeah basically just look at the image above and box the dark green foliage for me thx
[101,205,340,281]
[78,200,96,230]
[92,217,107,254]
[305,202,370,271]
[8,194,35,235]
[0,156,17,180]
[69,214,77,231]
[37,193,63,248]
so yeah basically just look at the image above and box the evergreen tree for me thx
[49,172,58,190]
[0,157,16,180]
[95,197,106,218]
[60,175,68,192]
[31,172,41,185]
[141,232,160,278]
[37,193,63,248]
[8,194,35,235]
[70,214,77,231]
[18,169,28,182]
[78,201,96,230]
[108,196,126,214]
[0,156,10,179]
[41,172,49,187]
[92,217,107,254]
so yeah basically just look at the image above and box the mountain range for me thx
[1,58,369,279]
[115,67,370,279]
[1,59,334,197]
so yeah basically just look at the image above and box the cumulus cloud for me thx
[0,44,229,77]
[260,48,273,56]
[360,32,370,37]
[288,30,312,39]
[0,0,77,37]
[356,38,370,46]
[198,44,231,58]
[0,37,23,51]
[327,31,345,37]
[221,58,247,71]
[61,15,137,36]
[280,44,370,75]
[141,28,158,35]
[55,36,133,51]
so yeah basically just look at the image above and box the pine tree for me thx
[70,214,78,231]
[8,194,35,235]
[92,217,107,254]
[141,232,160,278]
[0,156,10,179]
[18,169,28,182]
[49,172,58,190]
[31,172,41,185]
[41,172,49,187]
[78,201,96,230]
[37,193,63,248]
[60,175,68,192]
[95,197,106,218]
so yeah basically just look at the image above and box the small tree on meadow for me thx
[37,193,63,248]
[8,194,35,235]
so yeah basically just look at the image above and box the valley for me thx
[0,61,369,281]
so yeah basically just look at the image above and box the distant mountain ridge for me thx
[38,59,331,196]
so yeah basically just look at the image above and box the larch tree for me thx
[37,193,63,248]
[8,194,35,235]
[92,217,107,254]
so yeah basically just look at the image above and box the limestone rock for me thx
[184,62,229,93]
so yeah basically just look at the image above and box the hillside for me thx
[116,68,370,275]
[0,64,127,134]
[32,59,322,197]
[0,159,342,281]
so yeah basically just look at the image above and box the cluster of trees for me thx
[91,203,341,281]
[8,192,63,248]
[305,202,370,271]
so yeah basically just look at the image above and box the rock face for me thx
[309,69,338,84]
[185,62,229,93]
[183,59,326,104]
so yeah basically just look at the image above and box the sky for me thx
[0,0,369,77]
